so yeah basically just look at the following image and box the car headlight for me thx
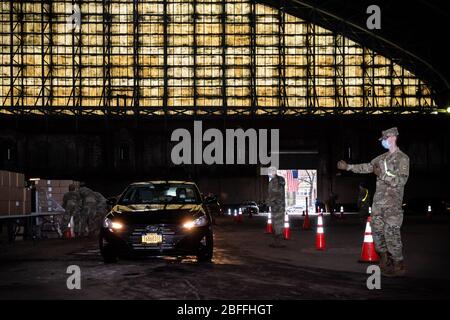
[183,216,208,229]
[103,218,123,231]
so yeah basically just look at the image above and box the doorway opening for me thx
[277,169,317,215]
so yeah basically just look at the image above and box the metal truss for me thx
[37,0,53,108]
[102,0,112,111]
[0,0,445,118]
[263,0,448,100]
[5,0,24,109]
[132,0,140,109]
[0,105,437,118]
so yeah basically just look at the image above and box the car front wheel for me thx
[99,236,118,263]
[196,230,213,262]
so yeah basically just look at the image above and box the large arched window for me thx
[0,0,436,116]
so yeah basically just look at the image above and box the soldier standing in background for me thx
[61,184,81,237]
[91,191,108,236]
[327,192,338,218]
[337,127,409,277]
[267,166,286,248]
[78,184,97,237]
[357,183,370,223]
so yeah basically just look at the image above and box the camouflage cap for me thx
[378,127,399,141]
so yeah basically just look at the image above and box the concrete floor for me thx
[0,214,449,299]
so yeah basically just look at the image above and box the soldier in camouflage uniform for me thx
[267,166,286,248]
[78,185,97,237]
[338,127,409,277]
[61,184,81,236]
[90,191,108,236]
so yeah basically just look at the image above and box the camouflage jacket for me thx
[78,187,97,206]
[62,191,81,209]
[267,175,286,207]
[347,149,409,204]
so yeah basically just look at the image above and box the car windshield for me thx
[119,183,201,205]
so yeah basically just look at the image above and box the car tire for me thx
[99,236,118,263]
[197,230,213,263]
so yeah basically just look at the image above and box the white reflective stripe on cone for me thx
[318,216,323,225]
[284,223,289,228]
[268,219,272,223]
[365,223,372,233]
[364,234,374,242]
[317,227,324,234]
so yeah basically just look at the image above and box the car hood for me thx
[108,203,206,225]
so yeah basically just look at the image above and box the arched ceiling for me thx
[0,0,447,117]
[267,0,449,104]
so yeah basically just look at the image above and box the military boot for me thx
[378,252,391,271]
[382,260,406,277]
[269,235,286,248]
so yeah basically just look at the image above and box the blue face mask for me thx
[381,139,390,149]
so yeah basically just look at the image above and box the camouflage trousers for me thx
[88,211,104,236]
[270,203,285,236]
[74,214,89,237]
[62,204,80,233]
[59,213,71,233]
[358,202,370,223]
[371,201,404,262]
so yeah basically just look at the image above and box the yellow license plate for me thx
[141,233,162,244]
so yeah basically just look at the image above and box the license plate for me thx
[141,233,162,244]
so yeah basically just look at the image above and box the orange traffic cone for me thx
[359,216,380,263]
[233,209,238,222]
[238,208,243,223]
[64,216,75,239]
[303,206,311,230]
[283,214,291,240]
[426,205,432,220]
[227,208,232,217]
[316,211,325,250]
[265,207,273,233]
[339,206,344,219]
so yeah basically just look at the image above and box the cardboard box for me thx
[11,200,22,215]
[0,171,25,188]
[25,199,31,214]
[0,200,10,216]
[19,173,25,188]
[58,186,70,194]
[10,187,23,201]
[0,171,10,187]
[58,180,73,187]
[8,172,17,188]
[0,186,10,201]
[0,171,6,186]
[23,188,31,215]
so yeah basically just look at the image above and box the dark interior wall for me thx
[0,116,448,204]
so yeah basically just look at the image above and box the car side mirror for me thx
[107,197,117,206]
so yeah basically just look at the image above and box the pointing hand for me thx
[337,160,348,170]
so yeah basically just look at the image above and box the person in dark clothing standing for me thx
[357,183,370,223]
[267,166,286,248]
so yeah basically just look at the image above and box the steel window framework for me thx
[0,0,439,117]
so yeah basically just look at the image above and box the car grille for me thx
[127,224,181,250]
